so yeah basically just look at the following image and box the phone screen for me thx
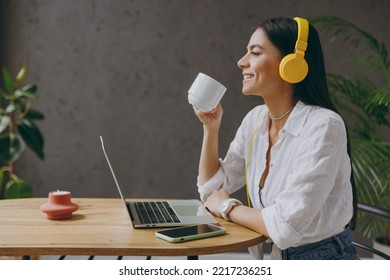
[158,224,220,238]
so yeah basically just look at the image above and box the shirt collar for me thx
[282,101,313,137]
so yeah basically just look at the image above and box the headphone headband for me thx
[294,17,309,56]
[278,16,310,83]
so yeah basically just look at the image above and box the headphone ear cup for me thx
[279,53,308,83]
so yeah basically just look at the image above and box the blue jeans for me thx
[282,228,360,260]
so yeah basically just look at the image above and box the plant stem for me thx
[18,100,31,120]
[0,166,10,199]
[8,161,14,178]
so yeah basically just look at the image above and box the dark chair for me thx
[352,203,390,260]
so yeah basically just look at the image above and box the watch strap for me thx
[220,198,243,222]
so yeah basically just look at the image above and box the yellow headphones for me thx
[279,17,309,84]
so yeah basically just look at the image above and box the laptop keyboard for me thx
[134,201,181,224]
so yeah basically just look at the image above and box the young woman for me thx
[193,17,359,260]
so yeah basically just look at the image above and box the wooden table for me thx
[0,198,265,258]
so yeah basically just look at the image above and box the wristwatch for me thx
[219,198,243,222]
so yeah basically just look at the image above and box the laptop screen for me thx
[100,136,127,203]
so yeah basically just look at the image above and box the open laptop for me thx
[100,136,217,228]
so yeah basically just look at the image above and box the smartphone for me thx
[155,224,226,243]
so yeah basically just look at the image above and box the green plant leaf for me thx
[14,101,45,121]
[14,84,38,100]
[370,87,390,107]
[5,104,16,113]
[352,138,390,209]
[2,68,14,93]
[365,87,390,127]
[357,213,386,239]
[312,16,390,76]
[15,89,37,100]
[17,119,44,160]
[0,133,26,162]
[327,74,390,127]
[15,64,27,84]
[0,87,5,99]
[328,74,372,109]
[0,115,10,133]
[21,84,37,93]
[4,178,33,199]
[25,108,45,120]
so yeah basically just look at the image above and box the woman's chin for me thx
[242,89,260,96]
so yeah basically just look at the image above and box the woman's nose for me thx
[237,54,248,69]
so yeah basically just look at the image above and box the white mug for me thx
[188,72,226,112]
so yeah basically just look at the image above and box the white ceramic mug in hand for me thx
[188,72,226,112]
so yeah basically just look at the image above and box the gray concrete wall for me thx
[1,0,389,200]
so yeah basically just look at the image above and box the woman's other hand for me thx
[204,188,230,218]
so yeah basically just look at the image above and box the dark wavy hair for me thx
[259,17,357,229]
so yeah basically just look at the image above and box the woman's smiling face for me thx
[237,28,283,97]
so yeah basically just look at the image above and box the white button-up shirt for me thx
[197,101,353,258]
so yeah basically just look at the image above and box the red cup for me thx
[40,190,78,219]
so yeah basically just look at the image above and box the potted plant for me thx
[312,16,390,255]
[0,64,45,199]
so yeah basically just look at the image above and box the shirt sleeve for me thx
[197,109,256,201]
[262,116,349,249]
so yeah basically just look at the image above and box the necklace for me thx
[269,107,294,121]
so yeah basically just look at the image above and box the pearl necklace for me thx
[269,107,294,121]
